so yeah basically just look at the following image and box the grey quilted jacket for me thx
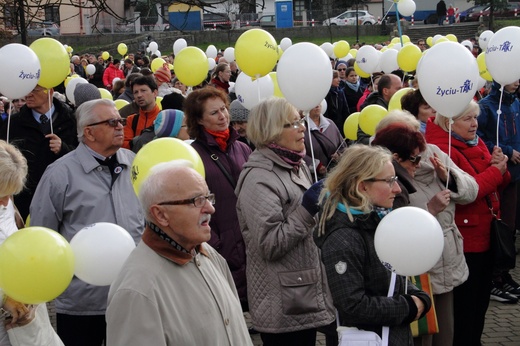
[235,148,335,333]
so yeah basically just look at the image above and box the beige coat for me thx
[235,148,335,333]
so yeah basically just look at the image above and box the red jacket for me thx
[425,120,510,252]
[102,64,125,89]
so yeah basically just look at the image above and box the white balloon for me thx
[65,77,88,105]
[148,41,158,53]
[320,42,334,58]
[206,45,218,59]
[338,53,353,61]
[485,26,520,85]
[478,30,494,51]
[390,43,404,51]
[70,222,136,286]
[356,45,380,74]
[224,47,235,62]
[374,207,444,276]
[460,40,473,51]
[280,37,292,51]
[398,0,417,17]
[416,41,479,118]
[380,49,399,74]
[112,77,121,84]
[235,73,274,110]
[432,34,443,45]
[278,43,332,111]
[320,99,327,115]
[0,44,41,99]
[86,64,96,75]
[208,57,216,71]
[155,50,161,57]
[173,38,187,56]
[477,76,487,90]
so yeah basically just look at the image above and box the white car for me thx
[323,10,377,26]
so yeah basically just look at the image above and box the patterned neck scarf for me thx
[205,128,230,152]
[373,206,392,219]
[147,221,194,255]
[451,132,479,147]
[267,142,305,169]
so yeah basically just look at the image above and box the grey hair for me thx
[138,160,194,220]
[375,110,420,133]
[76,98,117,142]
[434,100,480,132]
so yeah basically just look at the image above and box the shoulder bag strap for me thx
[200,145,236,188]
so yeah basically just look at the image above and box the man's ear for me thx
[150,205,169,227]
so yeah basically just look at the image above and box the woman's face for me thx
[346,70,358,84]
[362,161,401,209]
[451,111,478,141]
[417,103,436,123]
[275,109,306,152]
[397,147,421,178]
[309,104,321,118]
[332,75,340,87]
[198,97,230,132]
[218,67,232,82]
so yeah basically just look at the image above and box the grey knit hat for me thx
[229,100,249,122]
[74,83,102,107]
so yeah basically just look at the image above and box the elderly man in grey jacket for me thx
[107,162,252,346]
[30,99,144,346]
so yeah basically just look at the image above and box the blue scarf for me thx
[420,121,427,134]
[346,79,360,92]
[451,132,479,147]
[336,201,392,219]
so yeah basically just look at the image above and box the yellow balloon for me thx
[114,99,129,110]
[168,63,174,71]
[131,138,205,195]
[102,51,110,60]
[426,37,433,47]
[388,87,414,111]
[64,75,79,88]
[25,214,30,227]
[29,38,70,89]
[66,46,73,53]
[269,72,284,98]
[98,88,113,100]
[401,35,411,44]
[156,96,163,110]
[235,29,278,77]
[477,53,493,82]
[151,58,166,73]
[435,37,449,45]
[0,227,74,304]
[446,34,458,42]
[359,105,387,135]
[334,40,351,58]
[117,43,128,56]
[354,62,370,78]
[380,47,388,52]
[349,49,358,58]
[391,37,401,44]
[344,112,360,140]
[397,44,422,72]
[174,47,208,87]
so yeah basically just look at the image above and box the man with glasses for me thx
[0,84,77,220]
[107,162,252,346]
[416,39,427,52]
[30,98,144,346]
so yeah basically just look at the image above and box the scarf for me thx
[267,143,305,169]
[211,78,230,94]
[205,128,230,152]
[420,121,427,134]
[451,131,479,147]
[346,79,360,92]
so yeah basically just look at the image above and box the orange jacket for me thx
[123,104,161,149]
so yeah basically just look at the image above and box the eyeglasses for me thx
[338,68,346,71]
[408,154,422,165]
[158,194,215,208]
[283,118,306,129]
[87,118,126,127]
[365,176,399,188]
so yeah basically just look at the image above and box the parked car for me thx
[27,21,60,36]
[203,13,232,30]
[251,14,276,28]
[459,4,489,22]
[323,10,377,26]
[466,2,520,21]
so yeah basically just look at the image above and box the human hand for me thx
[511,149,520,165]
[45,133,62,154]
[429,153,448,182]
[427,189,451,216]
[302,179,324,216]
[491,148,508,175]
[411,295,425,320]
[5,304,36,330]
[3,296,29,324]
[318,164,327,176]
[331,152,340,162]
[490,146,504,165]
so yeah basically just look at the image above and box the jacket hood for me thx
[488,81,518,105]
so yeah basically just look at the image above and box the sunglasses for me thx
[338,68,346,71]
[408,154,422,165]
[87,118,126,127]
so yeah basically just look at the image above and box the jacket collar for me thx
[76,142,133,174]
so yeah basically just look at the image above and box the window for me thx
[294,0,305,17]
[44,5,60,24]
[4,5,17,28]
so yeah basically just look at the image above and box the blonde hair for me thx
[0,140,28,196]
[375,110,420,133]
[434,100,480,132]
[318,145,392,236]
[247,97,298,148]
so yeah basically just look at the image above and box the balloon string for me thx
[446,120,453,190]
[380,2,396,22]
[6,101,11,144]
[48,89,54,134]
[395,4,404,47]
[305,111,318,183]
[496,86,504,148]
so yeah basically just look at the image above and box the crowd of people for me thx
[0,32,519,346]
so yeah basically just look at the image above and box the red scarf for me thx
[205,128,230,152]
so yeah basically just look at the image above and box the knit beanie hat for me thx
[154,64,172,84]
[154,109,184,138]
[74,83,102,107]
[229,100,249,122]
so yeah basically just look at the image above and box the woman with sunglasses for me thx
[426,100,510,345]
[235,97,335,346]
[315,144,431,345]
